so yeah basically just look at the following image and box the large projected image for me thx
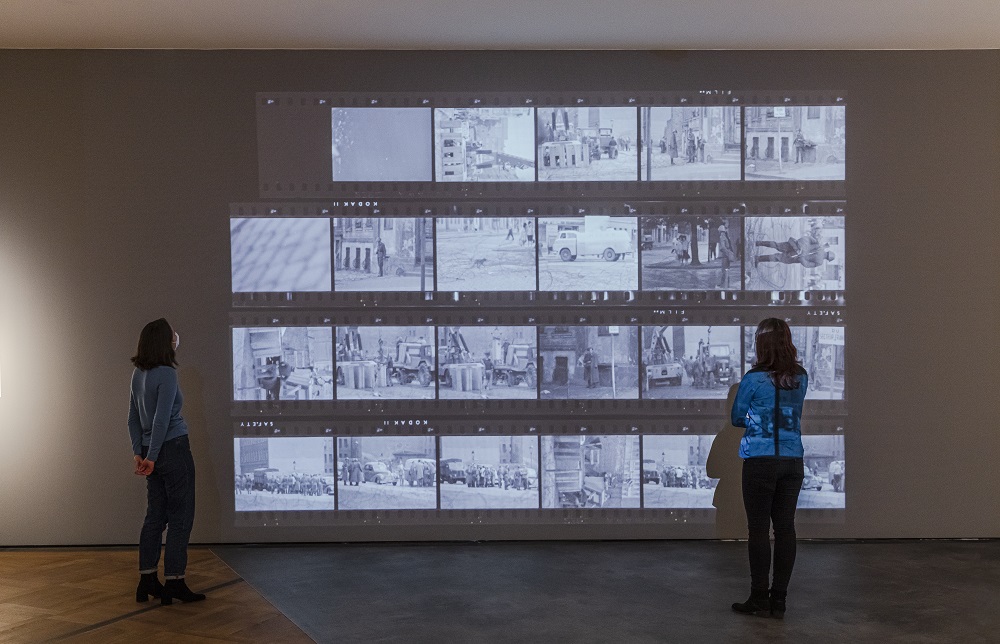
[542,435,640,508]
[537,107,638,181]
[230,218,331,293]
[435,108,535,182]
[336,326,436,399]
[745,216,844,291]
[331,108,433,182]
[438,326,537,400]
[642,435,716,508]
[641,326,741,399]
[234,438,336,512]
[744,326,845,400]
[538,216,638,291]
[744,105,845,181]
[640,107,742,181]
[337,436,437,510]
[435,217,537,291]
[334,217,433,292]
[440,436,539,509]
[540,326,639,400]
[641,216,742,290]
[232,327,334,401]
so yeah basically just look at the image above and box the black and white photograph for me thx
[537,107,638,181]
[331,107,433,182]
[744,216,845,291]
[439,436,539,510]
[641,326,741,399]
[334,217,434,292]
[438,326,537,400]
[539,326,639,400]
[435,216,537,291]
[641,435,717,509]
[640,216,742,290]
[434,108,535,182]
[232,327,334,401]
[538,216,638,291]
[744,105,846,180]
[640,107,742,180]
[799,435,846,508]
[542,435,640,508]
[744,326,845,400]
[336,326,436,400]
[234,437,336,512]
[336,436,438,510]
[230,218,331,293]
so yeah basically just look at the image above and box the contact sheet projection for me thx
[232,90,847,528]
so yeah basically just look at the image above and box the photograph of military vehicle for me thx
[642,326,685,390]
[537,107,637,181]
[438,326,538,400]
[335,325,436,400]
[641,326,740,400]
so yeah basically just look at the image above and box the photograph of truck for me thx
[538,216,638,291]
[440,436,539,510]
[335,326,436,400]
[641,326,741,400]
[537,107,638,181]
[337,437,438,510]
[438,326,538,400]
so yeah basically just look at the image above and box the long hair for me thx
[752,318,800,389]
[131,318,177,371]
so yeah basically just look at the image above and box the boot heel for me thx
[160,592,173,606]
[136,589,148,603]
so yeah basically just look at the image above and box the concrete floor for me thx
[215,540,1000,644]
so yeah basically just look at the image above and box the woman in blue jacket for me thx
[730,318,808,619]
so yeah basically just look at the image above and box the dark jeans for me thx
[742,457,803,593]
[139,435,195,578]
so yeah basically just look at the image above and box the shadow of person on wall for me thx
[706,383,745,539]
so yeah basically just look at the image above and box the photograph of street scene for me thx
[435,216,536,291]
[538,216,638,291]
[641,326,741,399]
[438,326,537,400]
[640,107,741,181]
[744,105,846,180]
[232,327,334,401]
[537,107,638,181]
[331,107,433,182]
[439,436,539,510]
[800,435,846,508]
[642,435,716,509]
[744,217,844,291]
[640,216,742,290]
[230,218,331,293]
[744,326,845,400]
[539,326,639,400]
[234,437,335,512]
[334,217,434,292]
[336,436,437,510]
[435,108,535,182]
[336,326,436,400]
[542,435,640,508]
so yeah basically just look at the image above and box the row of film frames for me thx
[232,421,846,526]
[257,91,847,199]
[230,200,847,309]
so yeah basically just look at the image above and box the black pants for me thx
[742,457,803,593]
[139,435,196,578]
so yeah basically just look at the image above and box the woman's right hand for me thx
[136,458,155,476]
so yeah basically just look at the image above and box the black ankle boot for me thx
[769,589,787,619]
[161,578,207,606]
[135,572,163,602]
[732,589,770,616]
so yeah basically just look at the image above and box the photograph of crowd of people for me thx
[336,437,438,510]
[744,326,845,400]
[438,326,538,400]
[641,326,741,399]
[641,435,717,508]
[434,108,535,182]
[232,327,334,401]
[333,217,434,292]
[230,217,331,293]
[744,216,845,291]
[234,438,336,512]
[536,107,638,181]
[538,216,639,291]
[335,326,436,400]
[640,107,742,181]
[640,216,742,290]
[435,216,537,291]
[799,435,846,508]
[439,436,539,510]
[542,435,640,508]
[331,107,433,182]
[744,105,846,181]
[539,326,639,400]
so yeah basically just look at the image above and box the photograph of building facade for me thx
[435,216,537,291]
[435,108,535,182]
[744,105,846,180]
[232,327,334,401]
[542,435,640,508]
[640,106,741,180]
[539,326,639,400]
[333,217,434,292]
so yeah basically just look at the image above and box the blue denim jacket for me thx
[731,366,809,459]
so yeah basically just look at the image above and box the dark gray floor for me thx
[214,541,1000,644]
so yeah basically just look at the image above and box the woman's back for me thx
[732,366,808,459]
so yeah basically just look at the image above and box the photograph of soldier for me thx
[743,326,845,400]
[438,326,538,400]
[333,217,434,292]
[230,217,331,293]
[744,217,845,291]
[799,435,846,508]
[336,326,436,400]
[234,438,335,512]
[440,436,539,509]
[232,327,334,401]
[541,435,640,508]
[336,436,437,510]
[642,435,717,508]
[434,108,535,182]
[744,105,846,180]
[641,326,741,399]
[331,107,433,182]
[539,326,639,400]
[538,216,638,291]
[537,107,638,181]
[640,216,742,290]
[435,216,537,291]
[640,106,741,180]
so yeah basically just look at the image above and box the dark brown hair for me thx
[131,318,177,371]
[752,318,801,389]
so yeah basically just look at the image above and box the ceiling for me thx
[0,0,998,50]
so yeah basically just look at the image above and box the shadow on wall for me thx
[706,383,744,539]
